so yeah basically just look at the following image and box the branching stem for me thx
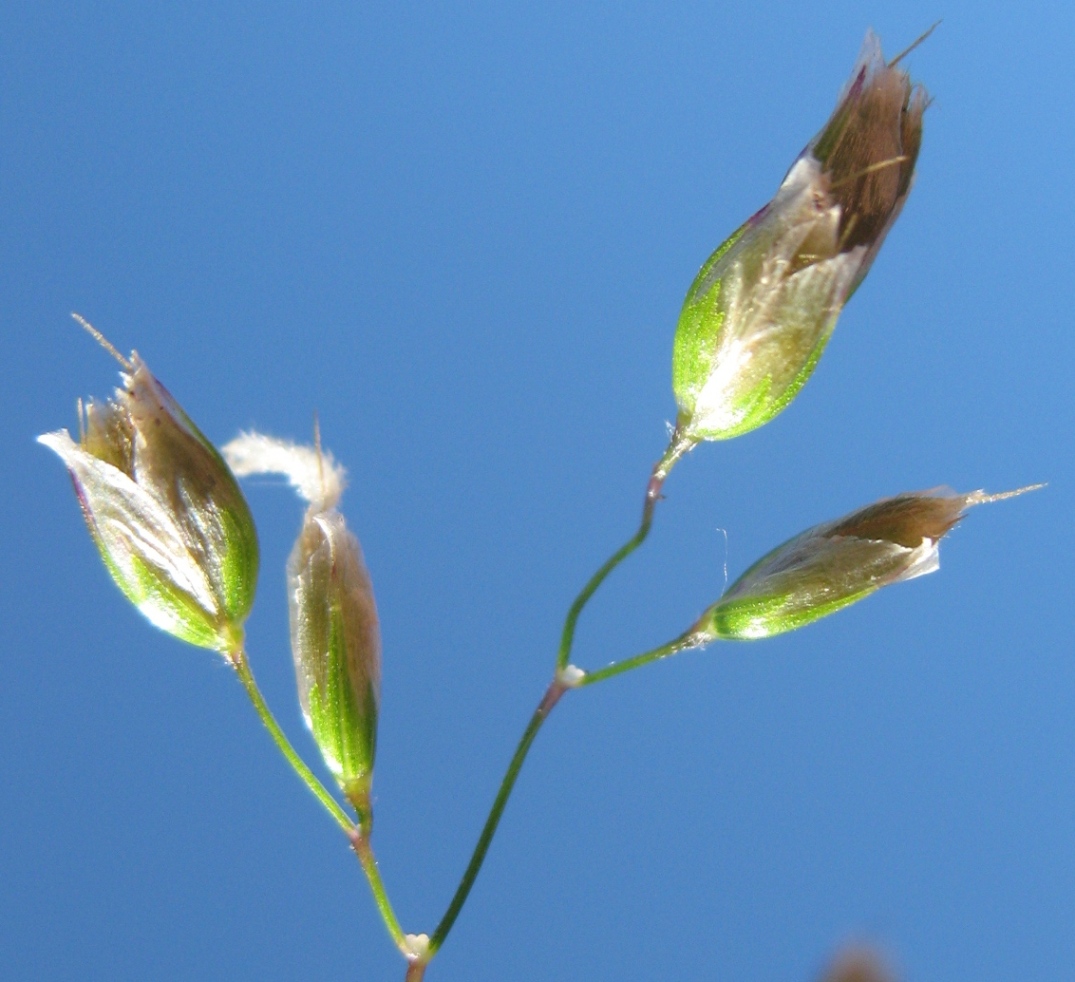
[230,647,408,951]
[576,630,706,687]
[556,429,694,671]
[351,828,409,951]
[428,679,569,954]
[427,433,699,962]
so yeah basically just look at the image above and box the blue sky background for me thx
[2,2,1072,980]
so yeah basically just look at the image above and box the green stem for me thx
[231,648,409,952]
[428,679,569,955]
[423,629,708,960]
[425,432,696,960]
[556,430,694,671]
[231,647,354,833]
[352,830,409,951]
[576,630,707,688]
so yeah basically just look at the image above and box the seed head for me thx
[673,31,928,442]
[40,340,259,655]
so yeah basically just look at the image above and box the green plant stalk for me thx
[230,647,408,952]
[352,829,409,952]
[428,678,569,955]
[426,630,707,962]
[556,429,694,671]
[231,647,355,831]
[427,434,698,962]
[576,630,706,687]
